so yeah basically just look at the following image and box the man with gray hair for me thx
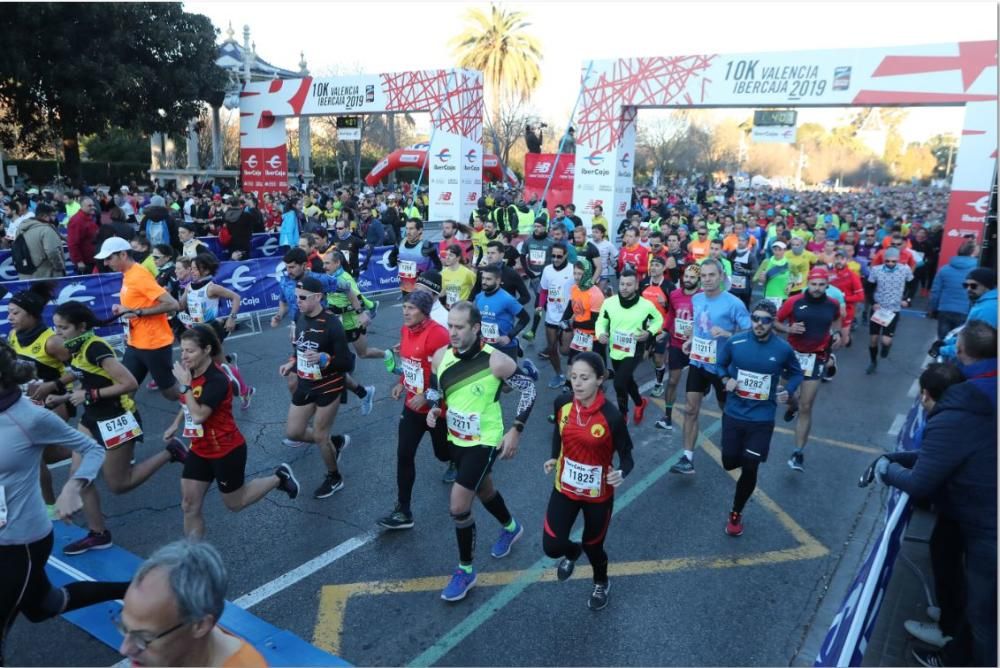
[865,246,913,374]
[118,541,266,667]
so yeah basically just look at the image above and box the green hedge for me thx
[6,160,150,186]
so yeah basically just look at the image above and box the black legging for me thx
[1,532,129,664]
[611,354,643,413]
[542,490,614,583]
[722,450,760,514]
[397,406,449,511]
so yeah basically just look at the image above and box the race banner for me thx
[523,153,575,216]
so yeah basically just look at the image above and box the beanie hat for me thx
[404,290,435,315]
[416,269,442,294]
[967,267,997,290]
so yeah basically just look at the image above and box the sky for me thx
[187,1,997,142]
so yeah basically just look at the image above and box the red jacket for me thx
[830,266,864,320]
[870,247,916,271]
[67,209,98,266]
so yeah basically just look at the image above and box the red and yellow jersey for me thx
[551,392,633,503]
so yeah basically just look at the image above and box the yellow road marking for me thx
[312,431,829,656]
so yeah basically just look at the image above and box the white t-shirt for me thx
[594,239,618,278]
[431,299,449,328]
[539,263,574,325]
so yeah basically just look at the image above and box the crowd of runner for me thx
[0,177,995,667]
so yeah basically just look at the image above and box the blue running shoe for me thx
[441,568,477,601]
[547,374,566,389]
[491,520,523,558]
[521,359,539,382]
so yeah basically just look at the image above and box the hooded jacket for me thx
[16,217,65,278]
[885,358,997,537]
[929,255,977,315]
[939,288,997,359]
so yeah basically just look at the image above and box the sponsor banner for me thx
[299,76,385,115]
[751,125,797,143]
[940,189,990,262]
[0,273,122,339]
[524,154,576,217]
[460,136,483,221]
[241,146,288,201]
[356,245,401,293]
[0,249,76,281]
[428,132,463,221]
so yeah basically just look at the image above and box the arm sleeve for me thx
[610,409,635,477]
[327,319,355,373]
[776,296,795,323]
[510,270,532,305]
[505,368,537,424]
[510,308,530,338]
[551,396,567,460]
[717,337,734,376]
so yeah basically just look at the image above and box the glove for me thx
[874,457,890,484]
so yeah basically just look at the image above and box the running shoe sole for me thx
[441,574,477,602]
[314,479,345,499]
[241,386,256,410]
[63,538,113,556]
[283,438,312,448]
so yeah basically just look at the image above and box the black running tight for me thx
[542,490,614,583]
[611,355,643,413]
[397,406,450,512]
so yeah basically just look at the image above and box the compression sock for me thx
[655,365,666,384]
[869,346,878,364]
[531,311,541,335]
[880,343,892,359]
[481,491,513,527]
[352,384,367,398]
[732,462,760,514]
[456,522,476,565]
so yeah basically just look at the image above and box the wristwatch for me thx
[177,384,191,394]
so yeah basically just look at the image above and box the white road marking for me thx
[907,379,920,398]
[233,529,378,609]
[887,413,907,437]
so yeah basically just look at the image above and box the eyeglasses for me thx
[114,614,186,653]
[963,282,981,289]
[751,315,774,324]
[550,254,566,260]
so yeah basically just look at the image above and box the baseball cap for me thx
[416,269,442,294]
[807,267,829,281]
[297,275,325,294]
[771,241,787,250]
[94,237,133,259]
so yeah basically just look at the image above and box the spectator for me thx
[14,203,65,279]
[129,234,158,277]
[141,195,177,250]
[117,540,266,667]
[938,268,997,359]
[928,239,977,347]
[279,200,300,249]
[880,321,997,668]
[6,194,32,246]
[67,196,100,274]
[221,201,252,260]
[178,223,210,259]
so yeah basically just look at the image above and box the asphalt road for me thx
[7,291,938,667]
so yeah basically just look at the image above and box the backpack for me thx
[11,232,37,274]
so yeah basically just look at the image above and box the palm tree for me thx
[450,3,542,151]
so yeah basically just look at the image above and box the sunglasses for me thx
[963,282,981,289]
[751,315,774,324]
[551,254,566,260]
[884,261,898,266]
[295,293,318,301]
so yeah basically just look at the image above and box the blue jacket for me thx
[929,255,977,314]
[940,289,997,359]
[885,358,997,537]
[718,331,803,423]
[279,211,300,248]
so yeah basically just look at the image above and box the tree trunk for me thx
[61,111,82,184]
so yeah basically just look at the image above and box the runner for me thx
[728,233,759,308]
[773,267,841,473]
[472,241,532,306]
[95,237,182,401]
[46,301,185,554]
[829,249,865,347]
[474,264,530,362]
[178,252,255,409]
[389,218,440,296]
[440,244,477,309]
[865,247,913,374]
[617,227,650,284]
[0,339,131,665]
[640,256,674,399]
[279,276,355,499]
[376,291,452,530]
[322,250,385,360]
[562,258,607,367]
[596,269,664,425]
[590,224,618,294]
[544,352,634,611]
[670,259,751,474]
[519,218,555,341]
[719,300,802,537]
[426,301,538,601]
[784,236,817,297]
[164,325,299,538]
[655,264,701,431]
[753,241,790,309]
[539,242,575,388]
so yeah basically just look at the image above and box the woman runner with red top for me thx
[544,352,634,611]
[165,325,300,539]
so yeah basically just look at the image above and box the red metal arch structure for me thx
[571,42,998,263]
[239,70,484,221]
[365,143,518,187]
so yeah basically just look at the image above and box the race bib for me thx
[735,369,770,401]
[398,260,417,278]
[401,358,423,393]
[871,308,896,327]
[690,336,717,364]
[188,295,205,323]
[560,457,602,498]
[97,411,143,449]
[730,274,747,290]
[570,330,594,352]
[182,405,203,439]
[445,285,460,307]
[481,321,500,343]
[297,350,323,380]
[529,249,546,266]
[611,330,637,355]
[674,318,693,339]
[795,352,817,377]
[446,409,481,442]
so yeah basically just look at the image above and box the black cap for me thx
[416,269,442,293]
[297,275,325,294]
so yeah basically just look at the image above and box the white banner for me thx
[752,125,797,143]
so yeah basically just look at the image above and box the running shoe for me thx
[788,450,805,472]
[654,414,673,430]
[783,397,799,422]
[650,383,665,398]
[146,379,159,391]
[282,437,312,448]
[522,330,535,342]
[63,530,112,555]
[367,299,380,320]
[441,568,477,601]
[46,504,58,520]
[669,455,695,475]
[632,398,649,425]
[275,463,300,500]
[332,434,351,462]
[314,472,344,499]
[904,620,951,648]
[926,606,941,623]
[588,581,611,611]
[384,349,399,374]
[866,363,877,375]
[825,354,837,379]
[911,648,945,668]
[227,353,238,366]
[538,349,550,360]
[490,520,524,558]
[521,359,540,382]
[725,511,744,537]
[164,438,189,464]
[240,386,256,410]
[547,414,556,424]
[547,374,566,389]
[360,385,376,416]
[442,461,458,484]
[377,504,414,530]
[556,556,576,581]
